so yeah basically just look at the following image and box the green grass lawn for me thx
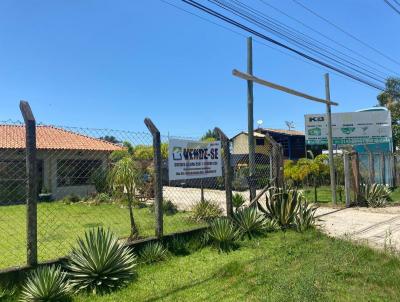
[5,230,400,302]
[0,201,203,269]
[304,185,400,204]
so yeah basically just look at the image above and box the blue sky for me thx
[0,0,399,137]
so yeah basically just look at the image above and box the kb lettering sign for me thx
[168,139,222,181]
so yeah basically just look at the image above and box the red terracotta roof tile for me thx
[0,125,123,151]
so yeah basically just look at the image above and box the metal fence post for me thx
[20,100,37,267]
[343,152,351,207]
[214,127,233,218]
[144,118,163,238]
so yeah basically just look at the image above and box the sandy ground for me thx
[316,207,400,251]
[164,186,400,251]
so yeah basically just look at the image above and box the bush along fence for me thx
[0,101,284,272]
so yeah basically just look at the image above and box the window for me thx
[255,138,265,146]
[57,159,102,186]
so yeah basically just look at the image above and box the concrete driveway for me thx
[163,186,400,251]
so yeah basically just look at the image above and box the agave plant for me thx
[360,183,391,208]
[233,207,266,239]
[295,202,318,232]
[190,199,222,222]
[206,217,239,252]
[259,186,303,229]
[66,227,137,295]
[232,193,246,212]
[20,265,70,302]
[139,242,168,264]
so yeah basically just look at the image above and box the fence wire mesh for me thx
[0,122,284,271]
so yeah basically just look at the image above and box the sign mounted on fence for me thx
[168,139,222,181]
[305,111,392,146]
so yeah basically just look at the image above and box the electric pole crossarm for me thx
[232,69,339,106]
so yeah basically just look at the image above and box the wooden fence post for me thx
[368,152,375,184]
[144,118,163,238]
[343,152,351,207]
[20,100,37,267]
[214,127,233,218]
[381,153,386,185]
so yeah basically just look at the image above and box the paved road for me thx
[164,186,400,251]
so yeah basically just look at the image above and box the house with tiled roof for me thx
[0,125,123,203]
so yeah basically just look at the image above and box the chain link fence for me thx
[0,117,283,271]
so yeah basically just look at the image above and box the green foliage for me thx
[90,167,109,194]
[295,202,318,232]
[149,199,178,216]
[109,157,143,237]
[20,265,70,302]
[95,192,111,204]
[206,218,239,252]
[190,199,222,222]
[0,286,15,299]
[63,194,80,204]
[232,193,246,211]
[66,227,137,295]
[233,207,267,239]
[139,242,168,264]
[201,129,219,141]
[360,183,391,208]
[377,77,400,148]
[259,186,304,229]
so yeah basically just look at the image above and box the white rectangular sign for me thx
[305,111,392,145]
[168,139,222,181]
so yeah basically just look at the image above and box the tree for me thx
[109,157,143,239]
[100,135,121,144]
[377,77,400,149]
[201,129,218,141]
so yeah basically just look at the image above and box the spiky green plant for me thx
[295,202,318,232]
[20,265,70,302]
[232,193,246,211]
[139,242,168,264]
[259,186,303,229]
[206,217,239,252]
[360,183,391,208]
[190,199,222,222]
[233,207,267,239]
[66,227,137,295]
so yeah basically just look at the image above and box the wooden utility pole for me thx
[247,37,256,202]
[325,74,337,204]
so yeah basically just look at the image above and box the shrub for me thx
[20,265,70,302]
[233,207,267,239]
[63,194,80,204]
[95,192,111,204]
[190,199,222,222]
[259,186,303,229]
[149,199,178,215]
[90,167,109,194]
[295,202,318,232]
[360,183,391,208]
[139,242,168,264]
[66,227,136,294]
[206,217,239,252]
[232,193,246,211]
[0,286,15,299]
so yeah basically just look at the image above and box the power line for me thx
[159,0,385,90]
[292,0,400,67]
[258,0,400,77]
[181,0,384,90]
[384,0,400,15]
[210,0,386,84]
